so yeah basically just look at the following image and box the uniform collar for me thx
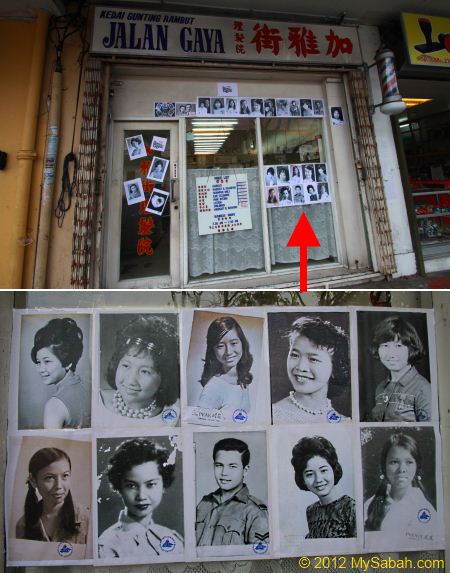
[384,366,416,388]
[211,484,249,504]
[118,509,155,532]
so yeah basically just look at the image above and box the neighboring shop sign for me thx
[196,174,252,235]
[402,13,450,68]
[91,6,362,65]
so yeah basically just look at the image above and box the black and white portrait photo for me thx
[276,165,290,185]
[315,163,328,183]
[154,102,176,118]
[16,313,91,430]
[278,186,293,207]
[361,425,443,551]
[6,434,92,565]
[184,310,266,426]
[357,310,434,423]
[125,134,146,160]
[313,99,325,116]
[124,178,145,206]
[330,106,344,126]
[194,430,269,558]
[302,164,316,183]
[293,184,305,205]
[274,425,357,554]
[239,98,251,116]
[145,188,169,216]
[264,98,276,116]
[175,102,193,117]
[211,97,225,115]
[268,311,352,424]
[318,182,331,202]
[300,99,314,117]
[225,97,238,115]
[197,97,211,116]
[97,313,180,428]
[250,98,264,116]
[147,156,169,183]
[275,98,289,116]
[288,98,301,116]
[96,434,184,563]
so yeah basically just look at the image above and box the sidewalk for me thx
[344,270,450,290]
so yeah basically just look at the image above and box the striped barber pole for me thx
[375,48,401,101]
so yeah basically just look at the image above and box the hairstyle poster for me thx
[181,309,269,427]
[13,312,92,431]
[97,312,180,429]
[360,424,444,552]
[95,431,184,565]
[190,429,270,559]
[6,434,92,566]
[268,310,352,424]
[357,310,437,423]
[273,424,360,555]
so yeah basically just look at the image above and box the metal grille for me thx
[70,58,102,288]
[349,69,397,275]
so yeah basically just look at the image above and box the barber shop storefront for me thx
[75,7,404,288]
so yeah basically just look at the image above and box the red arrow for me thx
[286,213,320,292]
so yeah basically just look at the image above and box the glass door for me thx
[105,121,180,288]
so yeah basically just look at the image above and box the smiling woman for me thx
[99,314,180,427]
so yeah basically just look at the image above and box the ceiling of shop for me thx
[2,0,450,24]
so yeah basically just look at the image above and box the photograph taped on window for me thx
[120,130,171,281]
[261,117,338,269]
[186,118,265,279]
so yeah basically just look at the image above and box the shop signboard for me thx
[402,13,450,68]
[196,173,252,235]
[91,6,362,65]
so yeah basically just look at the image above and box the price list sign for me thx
[196,174,253,236]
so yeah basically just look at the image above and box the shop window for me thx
[260,117,338,269]
[186,118,265,279]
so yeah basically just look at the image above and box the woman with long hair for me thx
[16,447,89,544]
[30,317,90,429]
[197,316,253,412]
[364,432,436,532]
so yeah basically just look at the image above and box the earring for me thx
[379,474,385,480]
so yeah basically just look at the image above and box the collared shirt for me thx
[196,485,269,546]
[98,510,183,558]
[16,502,89,544]
[371,366,431,422]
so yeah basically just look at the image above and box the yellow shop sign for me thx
[402,13,450,67]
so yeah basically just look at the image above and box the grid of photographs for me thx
[265,163,331,208]
[154,97,325,118]
[5,307,445,566]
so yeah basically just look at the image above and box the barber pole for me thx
[375,47,406,115]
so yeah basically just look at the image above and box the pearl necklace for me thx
[289,391,331,415]
[113,390,158,419]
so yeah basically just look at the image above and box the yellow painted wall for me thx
[23,34,85,288]
[0,20,41,288]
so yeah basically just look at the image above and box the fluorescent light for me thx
[192,127,234,132]
[192,120,238,126]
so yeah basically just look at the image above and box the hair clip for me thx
[125,337,156,352]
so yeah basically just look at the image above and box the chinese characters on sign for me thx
[92,8,362,65]
[196,174,252,235]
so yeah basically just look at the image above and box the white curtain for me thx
[187,168,265,278]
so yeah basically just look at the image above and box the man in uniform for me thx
[196,438,269,547]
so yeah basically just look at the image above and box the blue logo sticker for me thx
[327,410,341,423]
[418,508,432,523]
[253,540,269,554]
[57,542,73,557]
[417,409,429,421]
[233,409,248,423]
[160,536,176,551]
[162,408,177,423]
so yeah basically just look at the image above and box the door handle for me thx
[170,178,178,203]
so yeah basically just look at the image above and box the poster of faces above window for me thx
[265,163,331,208]
[4,306,445,566]
[154,98,325,118]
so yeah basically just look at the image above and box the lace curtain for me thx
[187,168,265,278]
[268,203,337,264]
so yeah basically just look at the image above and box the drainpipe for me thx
[13,10,49,288]
[33,53,63,288]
